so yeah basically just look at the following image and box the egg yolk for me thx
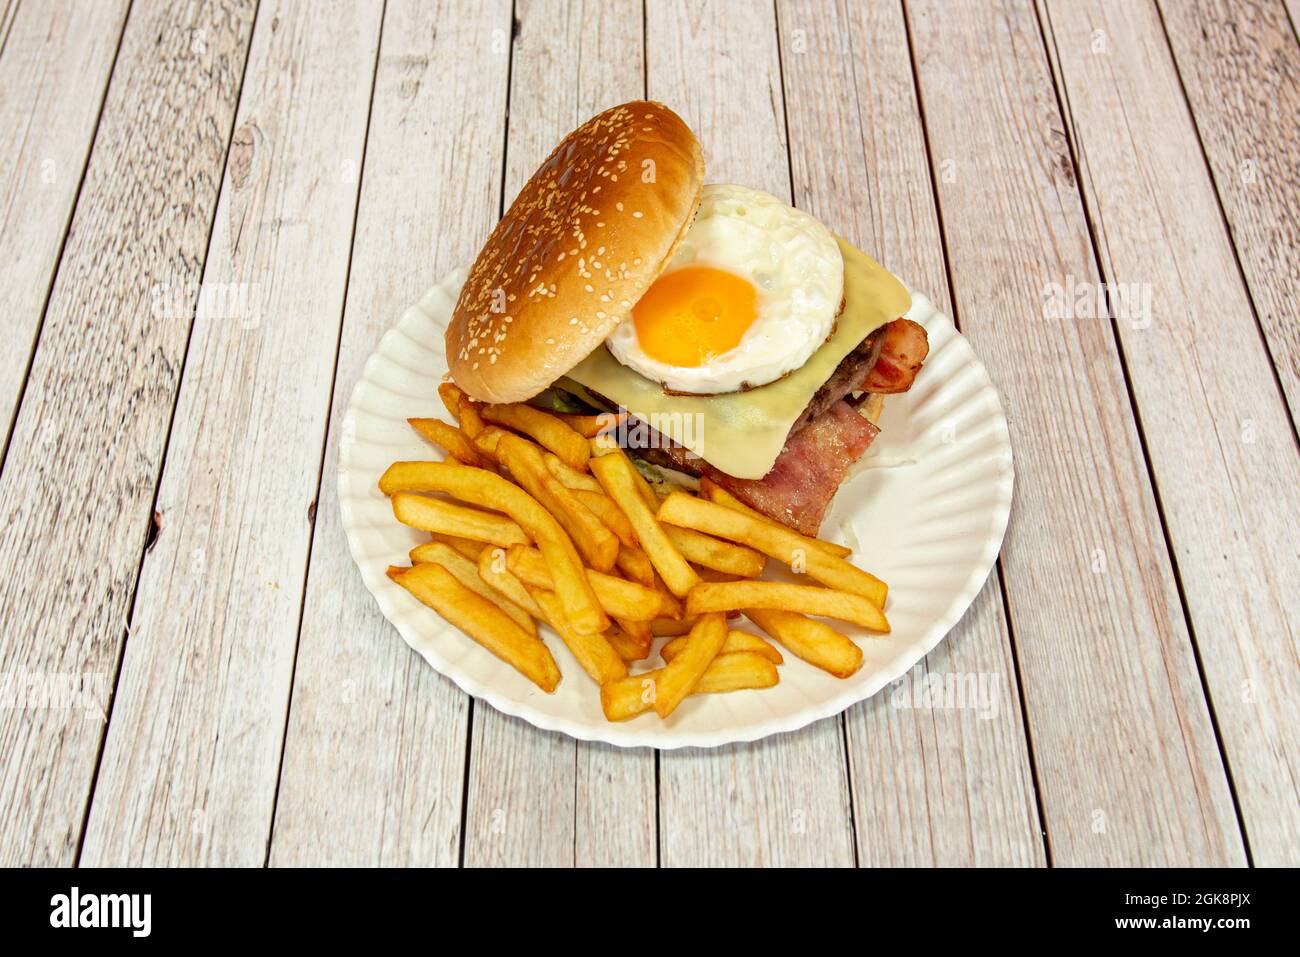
[631,266,758,367]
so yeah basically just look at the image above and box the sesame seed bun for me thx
[446,101,704,403]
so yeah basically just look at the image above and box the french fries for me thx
[597,437,766,578]
[506,545,667,622]
[606,626,652,661]
[746,608,863,678]
[686,580,889,632]
[545,453,604,493]
[572,491,659,587]
[529,586,626,685]
[472,425,508,460]
[379,461,608,635]
[438,382,486,439]
[414,533,487,562]
[555,410,629,437]
[589,449,700,598]
[601,650,778,721]
[664,525,765,578]
[692,649,780,693]
[391,492,528,549]
[574,489,636,546]
[651,616,697,636]
[496,433,619,572]
[480,402,589,470]
[698,477,851,559]
[656,492,888,608]
[650,611,728,717]
[388,563,559,692]
[407,540,536,636]
[476,546,547,619]
[661,629,783,665]
[408,417,482,467]
[380,394,896,721]
[615,545,657,588]
[616,615,653,646]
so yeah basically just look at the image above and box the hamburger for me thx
[446,101,927,536]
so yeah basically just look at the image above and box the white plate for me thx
[338,268,1013,749]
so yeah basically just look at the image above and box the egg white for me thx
[605,184,844,394]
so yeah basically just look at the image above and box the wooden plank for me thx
[0,0,256,867]
[0,0,20,58]
[79,0,382,866]
[1042,0,1300,865]
[0,0,128,452]
[461,0,656,868]
[647,0,855,868]
[904,0,1243,865]
[775,0,1043,866]
[269,0,512,866]
[1158,0,1300,421]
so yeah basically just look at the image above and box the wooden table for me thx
[0,0,1295,868]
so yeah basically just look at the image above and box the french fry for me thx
[651,616,697,636]
[555,410,629,438]
[692,564,741,583]
[574,489,636,546]
[661,629,783,665]
[595,442,766,578]
[686,580,889,632]
[476,546,546,619]
[656,492,888,608]
[406,541,536,636]
[665,527,765,577]
[545,453,604,493]
[698,476,851,559]
[589,451,700,598]
[573,487,658,588]
[600,649,777,721]
[615,545,656,588]
[746,608,863,678]
[391,492,528,549]
[437,381,463,419]
[480,402,589,470]
[472,425,509,461]
[600,672,660,722]
[379,462,608,635]
[529,586,627,685]
[652,584,684,620]
[497,432,619,572]
[616,616,653,653]
[438,382,486,439]
[408,417,482,467]
[387,563,559,692]
[506,545,663,622]
[606,627,652,661]
[652,611,728,717]
[416,533,487,562]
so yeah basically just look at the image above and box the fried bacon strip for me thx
[861,318,928,394]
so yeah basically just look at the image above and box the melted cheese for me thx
[561,238,910,479]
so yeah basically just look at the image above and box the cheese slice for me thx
[561,238,910,479]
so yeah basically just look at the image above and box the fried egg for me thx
[605,184,843,394]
